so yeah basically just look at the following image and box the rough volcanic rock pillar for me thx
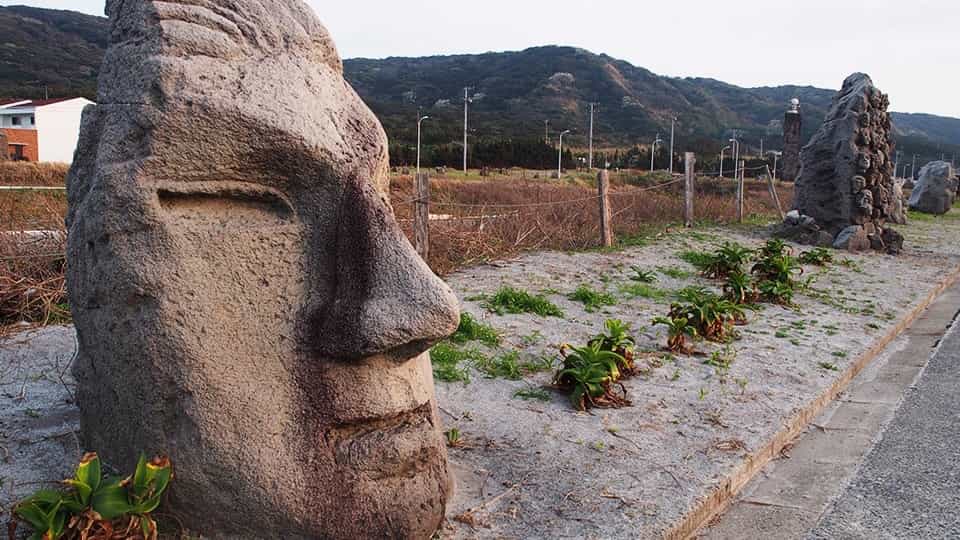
[783,100,802,182]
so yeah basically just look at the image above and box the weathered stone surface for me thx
[790,73,900,253]
[908,161,956,215]
[889,178,908,224]
[772,213,833,247]
[833,225,871,252]
[65,1,459,537]
[882,228,904,255]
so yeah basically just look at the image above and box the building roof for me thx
[0,97,90,109]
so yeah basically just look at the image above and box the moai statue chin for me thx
[65,1,460,537]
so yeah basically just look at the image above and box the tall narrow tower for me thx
[782,98,802,182]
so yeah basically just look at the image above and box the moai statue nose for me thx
[313,180,460,361]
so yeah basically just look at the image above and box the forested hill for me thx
[1,5,958,161]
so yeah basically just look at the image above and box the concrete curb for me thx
[665,264,960,540]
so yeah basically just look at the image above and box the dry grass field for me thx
[0,163,792,334]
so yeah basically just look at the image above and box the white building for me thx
[0,97,94,163]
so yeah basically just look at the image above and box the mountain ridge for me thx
[1,6,958,160]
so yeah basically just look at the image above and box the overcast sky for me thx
[7,0,959,117]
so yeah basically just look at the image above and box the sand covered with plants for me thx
[3,210,960,537]
[434,211,960,538]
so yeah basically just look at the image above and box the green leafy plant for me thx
[554,342,629,411]
[568,284,617,313]
[483,286,565,317]
[670,287,745,342]
[652,315,698,353]
[445,428,464,447]
[799,248,834,266]
[723,271,759,305]
[14,452,173,540]
[629,266,658,283]
[450,312,500,346]
[589,319,638,374]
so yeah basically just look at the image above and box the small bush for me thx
[483,286,564,317]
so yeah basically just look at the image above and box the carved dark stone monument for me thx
[782,98,802,182]
[0,131,8,160]
[65,0,460,537]
[782,73,901,254]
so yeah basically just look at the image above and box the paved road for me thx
[808,317,960,539]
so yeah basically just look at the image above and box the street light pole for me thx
[416,115,430,178]
[588,103,597,170]
[462,87,471,174]
[730,134,740,180]
[558,129,571,179]
[650,133,661,172]
[669,116,676,174]
[720,145,730,178]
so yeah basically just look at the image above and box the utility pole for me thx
[588,103,598,170]
[544,119,550,145]
[760,137,764,158]
[558,130,571,179]
[462,87,471,174]
[650,133,662,172]
[912,154,918,179]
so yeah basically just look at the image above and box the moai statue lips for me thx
[65,1,459,537]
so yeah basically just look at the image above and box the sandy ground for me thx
[2,212,960,537]
[436,213,960,539]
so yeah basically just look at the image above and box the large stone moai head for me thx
[791,73,900,253]
[65,1,460,537]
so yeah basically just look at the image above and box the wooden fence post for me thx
[684,152,695,228]
[765,165,785,219]
[414,172,430,259]
[598,170,613,247]
[736,160,745,224]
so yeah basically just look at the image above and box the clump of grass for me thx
[513,387,551,402]
[657,266,694,280]
[568,284,617,312]
[629,266,658,283]
[704,346,736,368]
[450,312,500,346]
[620,283,669,301]
[476,350,523,380]
[430,342,487,383]
[799,248,834,266]
[484,286,564,317]
[818,362,840,372]
[678,250,715,270]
